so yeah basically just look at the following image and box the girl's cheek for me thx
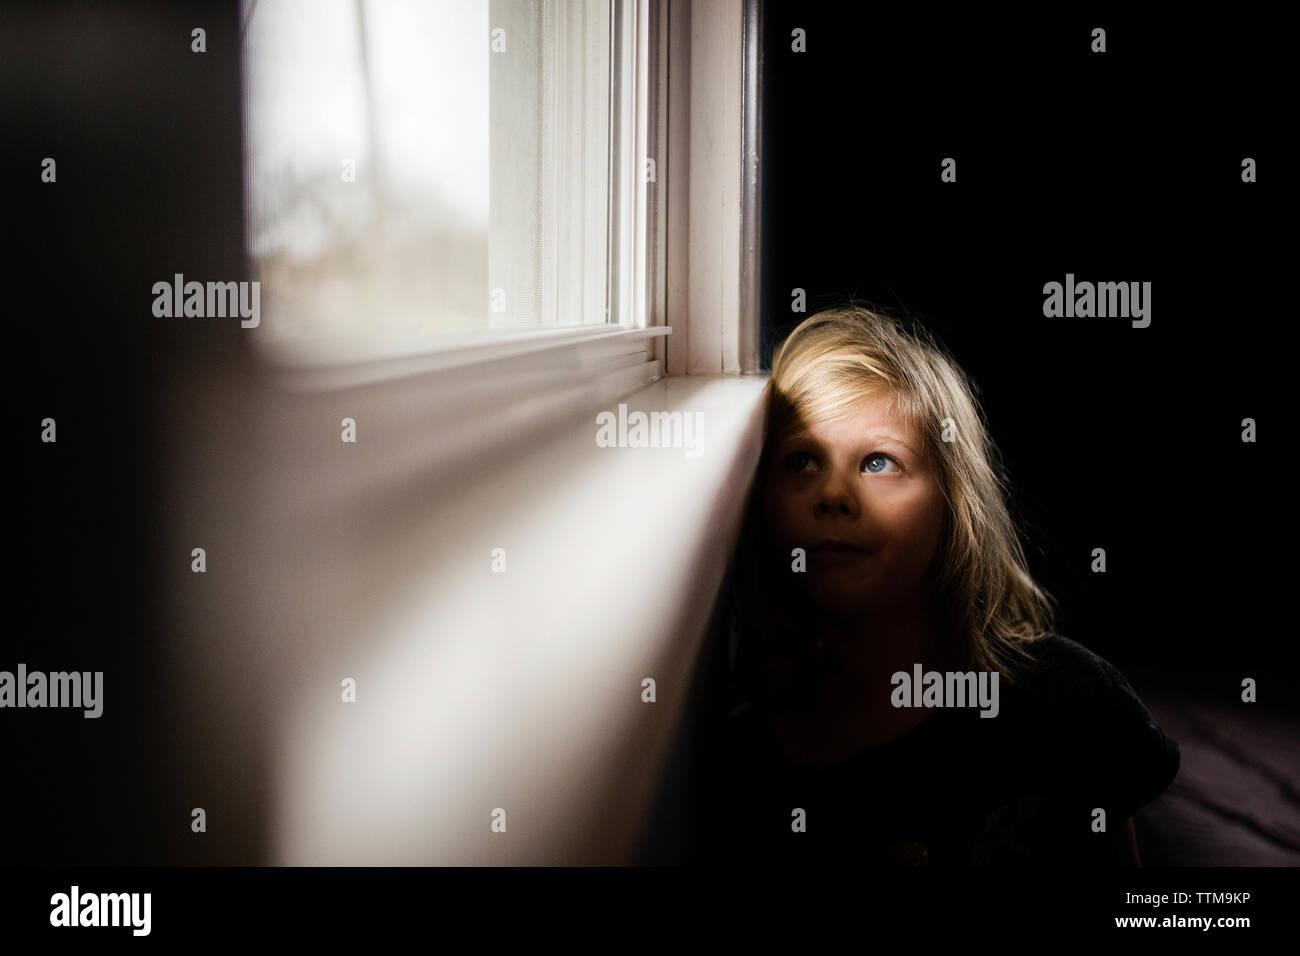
[772,491,802,538]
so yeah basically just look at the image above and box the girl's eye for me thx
[786,452,815,472]
[863,453,900,475]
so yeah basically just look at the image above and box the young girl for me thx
[691,304,1179,867]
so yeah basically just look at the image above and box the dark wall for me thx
[757,6,1289,692]
[5,0,247,864]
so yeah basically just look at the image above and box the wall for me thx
[157,351,767,864]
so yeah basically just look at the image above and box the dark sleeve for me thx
[1030,636,1181,823]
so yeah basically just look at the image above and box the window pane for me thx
[242,0,617,365]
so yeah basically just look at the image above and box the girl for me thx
[692,304,1179,867]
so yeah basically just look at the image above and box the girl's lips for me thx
[810,539,871,554]
[813,548,868,562]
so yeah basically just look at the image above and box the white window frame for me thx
[253,0,759,396]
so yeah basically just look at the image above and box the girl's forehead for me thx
[790,394,918,440]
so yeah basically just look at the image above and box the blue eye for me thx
[863,453,900,474]
[786,452,814,472]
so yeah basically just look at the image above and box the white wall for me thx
[155,350,767,864]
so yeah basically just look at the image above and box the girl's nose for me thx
[814,470,859,517]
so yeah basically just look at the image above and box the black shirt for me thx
[689,633,1180,867]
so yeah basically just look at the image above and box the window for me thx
[240,0,649,369]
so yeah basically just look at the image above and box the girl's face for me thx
[762,392,947,619]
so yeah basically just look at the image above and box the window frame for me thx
[243,0,759,392]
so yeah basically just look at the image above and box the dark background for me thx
[1,2,1290,870]
[756,4,1290,694]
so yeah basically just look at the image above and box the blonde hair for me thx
[731,304,1057,708]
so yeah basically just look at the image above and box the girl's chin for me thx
[803,588,879,617]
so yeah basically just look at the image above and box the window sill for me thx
[255,323,671,392]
